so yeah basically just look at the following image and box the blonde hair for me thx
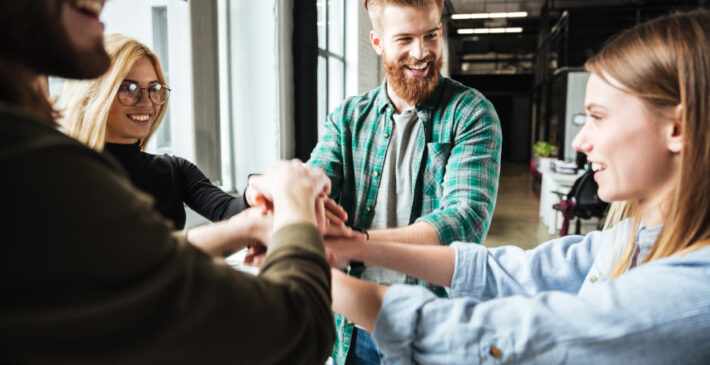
[61,33,168,151]
[588,9,710,278]
[363,0,443,32]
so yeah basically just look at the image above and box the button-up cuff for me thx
[448,242,489,298]
[372,284,437,364]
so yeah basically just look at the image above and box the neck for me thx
[638,175,678,227]
[105,136,140,145]
[386,80,415,114]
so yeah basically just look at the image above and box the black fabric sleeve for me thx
[170,155,248,221]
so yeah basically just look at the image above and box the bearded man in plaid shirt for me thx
[307,0,502,364]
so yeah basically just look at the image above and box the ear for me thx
[370,30,383,56]
[666,104,683,153]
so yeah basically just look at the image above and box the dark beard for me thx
[0,0,110,79]
[383,52,442,106]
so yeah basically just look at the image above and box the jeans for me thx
[344,327,382,365]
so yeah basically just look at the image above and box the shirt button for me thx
[384,133,390,138]
[374,171,380,177]
[366,206,372,212]
[590,275,598,283]
[489,345,503,359]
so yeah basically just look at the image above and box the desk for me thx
[539,166,584,235]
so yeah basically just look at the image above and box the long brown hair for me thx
[587,9,710,278]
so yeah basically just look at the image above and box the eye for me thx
[587,113,603,123]
[120,82,139,93]
[425,33,438,39]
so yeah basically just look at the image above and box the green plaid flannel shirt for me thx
[307,76,501,364]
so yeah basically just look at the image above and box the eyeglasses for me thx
[117,81,171,106]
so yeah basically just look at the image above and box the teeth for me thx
[408,63,428,70]
[72,0,103,16]
[590,162,606,172]
[128,114,150,122]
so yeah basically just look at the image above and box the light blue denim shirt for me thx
[372,219,710,364]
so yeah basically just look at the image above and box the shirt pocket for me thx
[423,142,452,198]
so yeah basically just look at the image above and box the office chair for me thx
[553,169,609,236]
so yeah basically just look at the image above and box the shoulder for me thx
[328,85,383,123]
[0,108,122,173]
[143,153,197,171]
[590,218,636,273]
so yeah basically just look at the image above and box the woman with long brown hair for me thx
[325,8,710,364]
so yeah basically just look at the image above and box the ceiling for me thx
[444,0,708,75]
[445,0,643,17]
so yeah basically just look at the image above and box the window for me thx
[317,0,346,136]
[151,5,171,153]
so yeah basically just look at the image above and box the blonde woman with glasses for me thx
[63,34,253,230]
[325,9,710,364]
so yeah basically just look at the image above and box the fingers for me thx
[325,210,345,226]
[244,243,267,266]
[315,197,327,233]
[324,198,348,222]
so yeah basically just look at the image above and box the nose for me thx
[409,38,427,60]
[135,88,152,106]
[572,122,592,153]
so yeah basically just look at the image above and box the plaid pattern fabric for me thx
[307,76,501,364]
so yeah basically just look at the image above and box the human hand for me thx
[324,237,366,269]
[244,242,267,266]
[228,206,273,245]
[323,197,348,226]
[244,176,263,208]
[324,224,367,240]
[249,160,331,230]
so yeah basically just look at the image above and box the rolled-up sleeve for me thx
[417,98,501,245]
[373,252,710,365]
[448,231,601,300]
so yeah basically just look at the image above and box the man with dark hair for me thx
[308,0,501,363]
[0,1,334,363]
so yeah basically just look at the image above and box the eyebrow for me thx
[585,103,608,111]
[123,78,160,85]
[392,27,440,37]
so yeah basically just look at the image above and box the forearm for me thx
[331,269,387,332]
[368,221,441,246]
[186,218,252,257]
[359,241,455,287]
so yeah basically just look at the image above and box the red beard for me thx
[383,52,443,106]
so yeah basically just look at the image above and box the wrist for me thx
[352,226,370,241]
[272,199,317,231]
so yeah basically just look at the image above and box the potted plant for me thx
[532,141,558,173]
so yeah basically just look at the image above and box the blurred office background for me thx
[50,0,707,246]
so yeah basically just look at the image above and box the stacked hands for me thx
[226,159,366,266]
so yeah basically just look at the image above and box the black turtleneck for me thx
[104,142,247,229]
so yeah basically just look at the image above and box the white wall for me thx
[356,3,382,94]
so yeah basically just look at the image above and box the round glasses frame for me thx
[117,81,171,106]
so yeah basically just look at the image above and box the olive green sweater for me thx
[0,104,334,364]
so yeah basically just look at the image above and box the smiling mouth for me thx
[70,0,104,19]
[588,162,607,172]
[405,63,430,72]
[127,114,151,122]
